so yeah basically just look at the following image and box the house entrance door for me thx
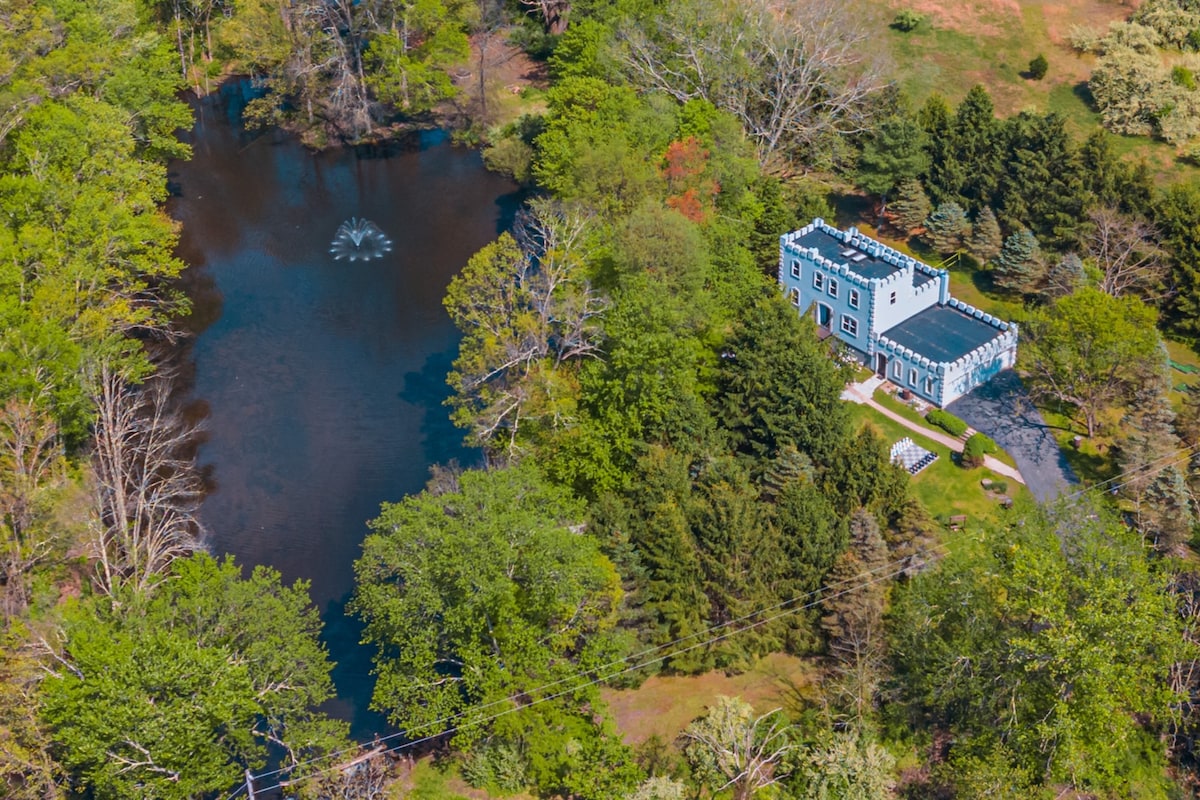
[876,353,888,377]
[816,303,832,328]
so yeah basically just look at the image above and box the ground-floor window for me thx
[892,361,902,379]
[840,314,858,336]
[908,369,917,387]
[924,376,935,395]
[789,287,801,306]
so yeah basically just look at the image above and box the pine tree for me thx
[919,93,966,206]
[967,207,1002,263]
[890,178,932,234]
[992,228,1044,293]
[1117,381,1195,554]
[952,85,1002,207]
[759,444,815,501]
[924,201,970,256]
[1044,252,1086,298]
[820,509,889,659]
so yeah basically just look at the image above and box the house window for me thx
[849,288,860,309]
[892,361,902,379]
[790,261,801,278]
[788,287,801,306]
[813,272,824,290]
[924,376,935,395]
[840,315,858,336]
[890,291,897,305]
[828,278,839,299]
[908,369,918,387]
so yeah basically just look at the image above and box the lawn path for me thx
[841,381,1026,485]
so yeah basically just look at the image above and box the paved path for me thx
[842,382,1026,485]
[947,371,1076,502]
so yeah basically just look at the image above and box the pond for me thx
[169,82,520,735]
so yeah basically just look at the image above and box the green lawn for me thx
[849,402,1023,523]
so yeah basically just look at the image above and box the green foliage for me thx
[40,554,346,800]
[923,201,970,256]
[797,733,896,800]
[1045,252,1086,298]
[364,24,469,114]
[992,228,1044,294]
[890,178,932,234]
[891,498,1191,793]
[715,295,852,467]
[820,509,889,659]
[1021,286,1163,437]
[967,206,1003,263]
[856,115,930,200]
[1156,182,1200,335]
[925,409,968,437]
[1027,53,1049,80]
[891,10,924,32]
[961,432,993,468]
[351,464,638,797]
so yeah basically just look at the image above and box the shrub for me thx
[1174,64,1197,90]
[926,409,968,437]
[892,10,924,32]
[1029,54,1049,80]
[967,432,997,454]
[990,480,1009,494]
[962,434,989,468]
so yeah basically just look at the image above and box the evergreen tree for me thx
[967,206,1003,263]
[1045,252,1086,298]
[919,93,966,206]
[924,201,970,256]
[715,296,851,469]
[890,178,932,234]
[820,510,889,663]
[992,228,1044,293]
[951,85,1002,207]
[856,115,930,214]
[1116,380,1195,554]
[995,112,1088,247]
[773,481,848,652]
[1156,182,1200,336]
[759,444,815,501]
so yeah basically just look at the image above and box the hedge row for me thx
[926,409,968,437]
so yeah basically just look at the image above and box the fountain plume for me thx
[329,218,393,261]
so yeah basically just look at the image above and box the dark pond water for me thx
[168,82,520,735]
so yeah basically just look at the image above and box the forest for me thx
[5,0,1200,798]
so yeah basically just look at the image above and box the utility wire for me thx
[239,547,923,790]
[244,556,928,797]
[229,439,1200,798]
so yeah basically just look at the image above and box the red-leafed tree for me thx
[662,137,719,223]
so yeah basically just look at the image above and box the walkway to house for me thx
[841,380,1026,485]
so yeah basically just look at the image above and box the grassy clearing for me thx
[848,402,1024,521]
[874,0,1200,181]
[872,389,1021,469]
[600,653,819,746]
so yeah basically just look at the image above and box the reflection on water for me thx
[169,82,520,736]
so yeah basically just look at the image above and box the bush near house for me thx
[962,433,996,468]
[926,409,969,437]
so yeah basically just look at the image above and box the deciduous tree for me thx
[1021,287,1162,437]
[682,696,797,800]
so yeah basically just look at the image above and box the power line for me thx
[244,555,928,797]
[230,440,1200,798]
[240,547,926,788]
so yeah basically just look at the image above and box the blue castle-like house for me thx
[780,219,1018,407]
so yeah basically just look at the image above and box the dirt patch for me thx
[892,0,1022,37]
[600,653,819,746]
[1039,0,1129,44]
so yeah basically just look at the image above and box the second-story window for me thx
[790,261,801,278]
[814,272,824,290]
[828,278,839,299]
[890,290,897,305]
[849,288,860,309]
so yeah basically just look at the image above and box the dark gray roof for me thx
[881,304,1004,364]
[794,227,902,281]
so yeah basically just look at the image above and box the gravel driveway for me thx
[947,371,1077,502]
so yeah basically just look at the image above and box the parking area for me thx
[947,371,1077,503]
